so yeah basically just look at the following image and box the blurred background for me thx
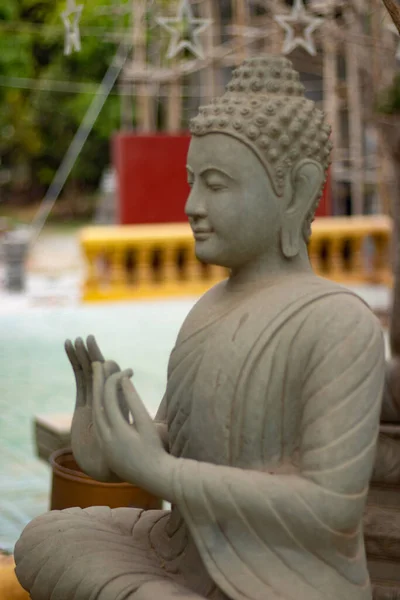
[0,0,399,570]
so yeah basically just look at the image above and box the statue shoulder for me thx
[175,281,228,343]
[306,286,384,360]
[321,285,380,323]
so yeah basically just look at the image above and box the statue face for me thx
[185,134,282,269]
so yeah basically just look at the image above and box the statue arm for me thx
[154,394,169,451]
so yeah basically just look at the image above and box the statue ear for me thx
[281,159,325,259]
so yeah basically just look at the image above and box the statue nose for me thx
[184,188,207,219]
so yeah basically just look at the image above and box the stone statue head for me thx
[185,55,332,271]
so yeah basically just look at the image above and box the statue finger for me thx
[117,385,130,423]
[121,377,153,437]
[104,371,134,433]
[74,337,92,395]
[92,361,110,437]
[103,361,131,422]
[86,335,105,363]
[117,368,133,423]
[64,339,85,399]
[65,339,80,372]
[103,360,121,378]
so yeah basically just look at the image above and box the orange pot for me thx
[50,448,162,511]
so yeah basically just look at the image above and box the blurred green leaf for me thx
[0,0,135,199]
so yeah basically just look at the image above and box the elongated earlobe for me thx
[281,217,301,258]
[280,160,324,259]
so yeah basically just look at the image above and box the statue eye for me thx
[207,183,226,192]
[202,169,231,191]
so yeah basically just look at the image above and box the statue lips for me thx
[192,227,214,241]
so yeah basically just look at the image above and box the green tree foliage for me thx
[0,0,131,200]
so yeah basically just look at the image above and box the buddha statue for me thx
[15,55,385,600]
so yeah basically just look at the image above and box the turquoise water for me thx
[0,298,197,552]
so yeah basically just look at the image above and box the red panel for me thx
[113,133,332,224]
[113,134,191,225]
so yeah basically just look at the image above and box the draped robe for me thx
[14,275,385,600]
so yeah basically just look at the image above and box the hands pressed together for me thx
[65,335,175,502]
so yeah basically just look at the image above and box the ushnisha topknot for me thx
[190,55,333,241]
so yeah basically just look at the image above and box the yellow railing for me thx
[80,216,392,302]
[308,216,392,285]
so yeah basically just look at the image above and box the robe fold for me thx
[14,275,385,600]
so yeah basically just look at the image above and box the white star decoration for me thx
[156,0,212,61]
[61,0,83,56]
[388,23,400,61]
[274,0,324,57]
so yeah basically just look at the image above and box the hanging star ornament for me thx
[61,0,83,56]
[156,0,212,60]
[274,0,324,57]
[388,23,400,60]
